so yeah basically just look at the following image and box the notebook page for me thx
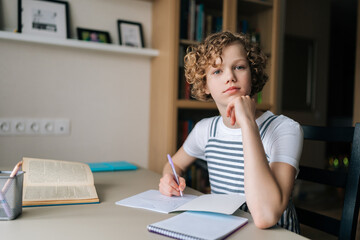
[172,194,246,215]
[115,189,197,213]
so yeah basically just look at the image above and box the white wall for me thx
[0,0,153,167]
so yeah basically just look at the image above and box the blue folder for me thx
[88,161,138,172]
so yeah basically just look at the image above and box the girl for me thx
[159,31,303,233]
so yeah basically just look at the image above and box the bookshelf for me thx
[149,0,284,180]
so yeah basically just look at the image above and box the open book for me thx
[116,189,246,215]
[22,157,99,207]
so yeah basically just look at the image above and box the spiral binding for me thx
[147,225,204,240]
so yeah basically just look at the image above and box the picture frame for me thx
[77,28,112,44]
[117,20,144,48]
[18,0,70,39]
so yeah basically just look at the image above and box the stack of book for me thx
[180,0,223,42]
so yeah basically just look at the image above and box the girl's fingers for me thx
[226,103,236,125]
[226,101,234,118]
[159,174,184,196]
[231,109,236,125]
[179,177,186,192]
[159,181,179,196]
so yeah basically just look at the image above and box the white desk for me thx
[0,168,307,239]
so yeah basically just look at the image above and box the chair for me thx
[296,123,360,239]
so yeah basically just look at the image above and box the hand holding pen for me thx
[159,155,185,197]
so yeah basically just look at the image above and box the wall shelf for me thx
[0,31,159,57]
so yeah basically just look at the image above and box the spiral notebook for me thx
[147,211,248,240]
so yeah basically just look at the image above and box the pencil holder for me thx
[0,171,24,220]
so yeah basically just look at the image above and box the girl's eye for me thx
[235,65,245,70]
[213,70,221,75]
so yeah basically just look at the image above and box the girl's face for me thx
[205,42,252,109]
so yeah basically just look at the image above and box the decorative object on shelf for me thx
[117,20,144,48]
[77,27,111,44]
[18,0,70,39]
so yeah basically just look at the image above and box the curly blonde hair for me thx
[184,31,268,101]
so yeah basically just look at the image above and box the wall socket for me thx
[0,118,70,136]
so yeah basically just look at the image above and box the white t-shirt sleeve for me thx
[183,118,212,160]
[264,117,303,175]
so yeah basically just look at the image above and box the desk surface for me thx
[0,168,307,239]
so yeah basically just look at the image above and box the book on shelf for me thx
[179,44,185,68]
[178,119,194,146]
[178,70,192,100]
[188,0,196,40]
[178,67,191,100]
[185,159,210,193]
[195,3,204,42]
[22,157,99,207]
[205,14,213,37]
[184,81,191,99]
[239,19,249,34]
[180,0,223,42]
[237,19,261,44]
[178,44,192,100]
[205,14,223,37]
[178,44,194,100]
[214,16,223,33]
[179,0,189,39]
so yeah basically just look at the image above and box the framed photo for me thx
[77,28,111,44]
[117,20,144,48]
[18,0,70,39]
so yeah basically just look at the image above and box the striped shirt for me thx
[183,111,303,233]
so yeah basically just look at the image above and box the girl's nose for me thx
[226,70,237,84]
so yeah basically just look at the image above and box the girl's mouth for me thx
[223,86,240,93]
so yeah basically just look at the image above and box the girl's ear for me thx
[204,83,210,95]
[205,86,210,95]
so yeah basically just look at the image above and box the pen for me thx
[1,161,22,194]
[167,154,183,197]
[0,190,12,218]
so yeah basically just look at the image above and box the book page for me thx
[22,157,94,187]
[23,185,98,201]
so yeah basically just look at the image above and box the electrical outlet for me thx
[42,119,55,134]
[0,118,71,136]
[0,119,11,135]
[29,120,41,134]
[54,119,70,135]
[14,119,26,135]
